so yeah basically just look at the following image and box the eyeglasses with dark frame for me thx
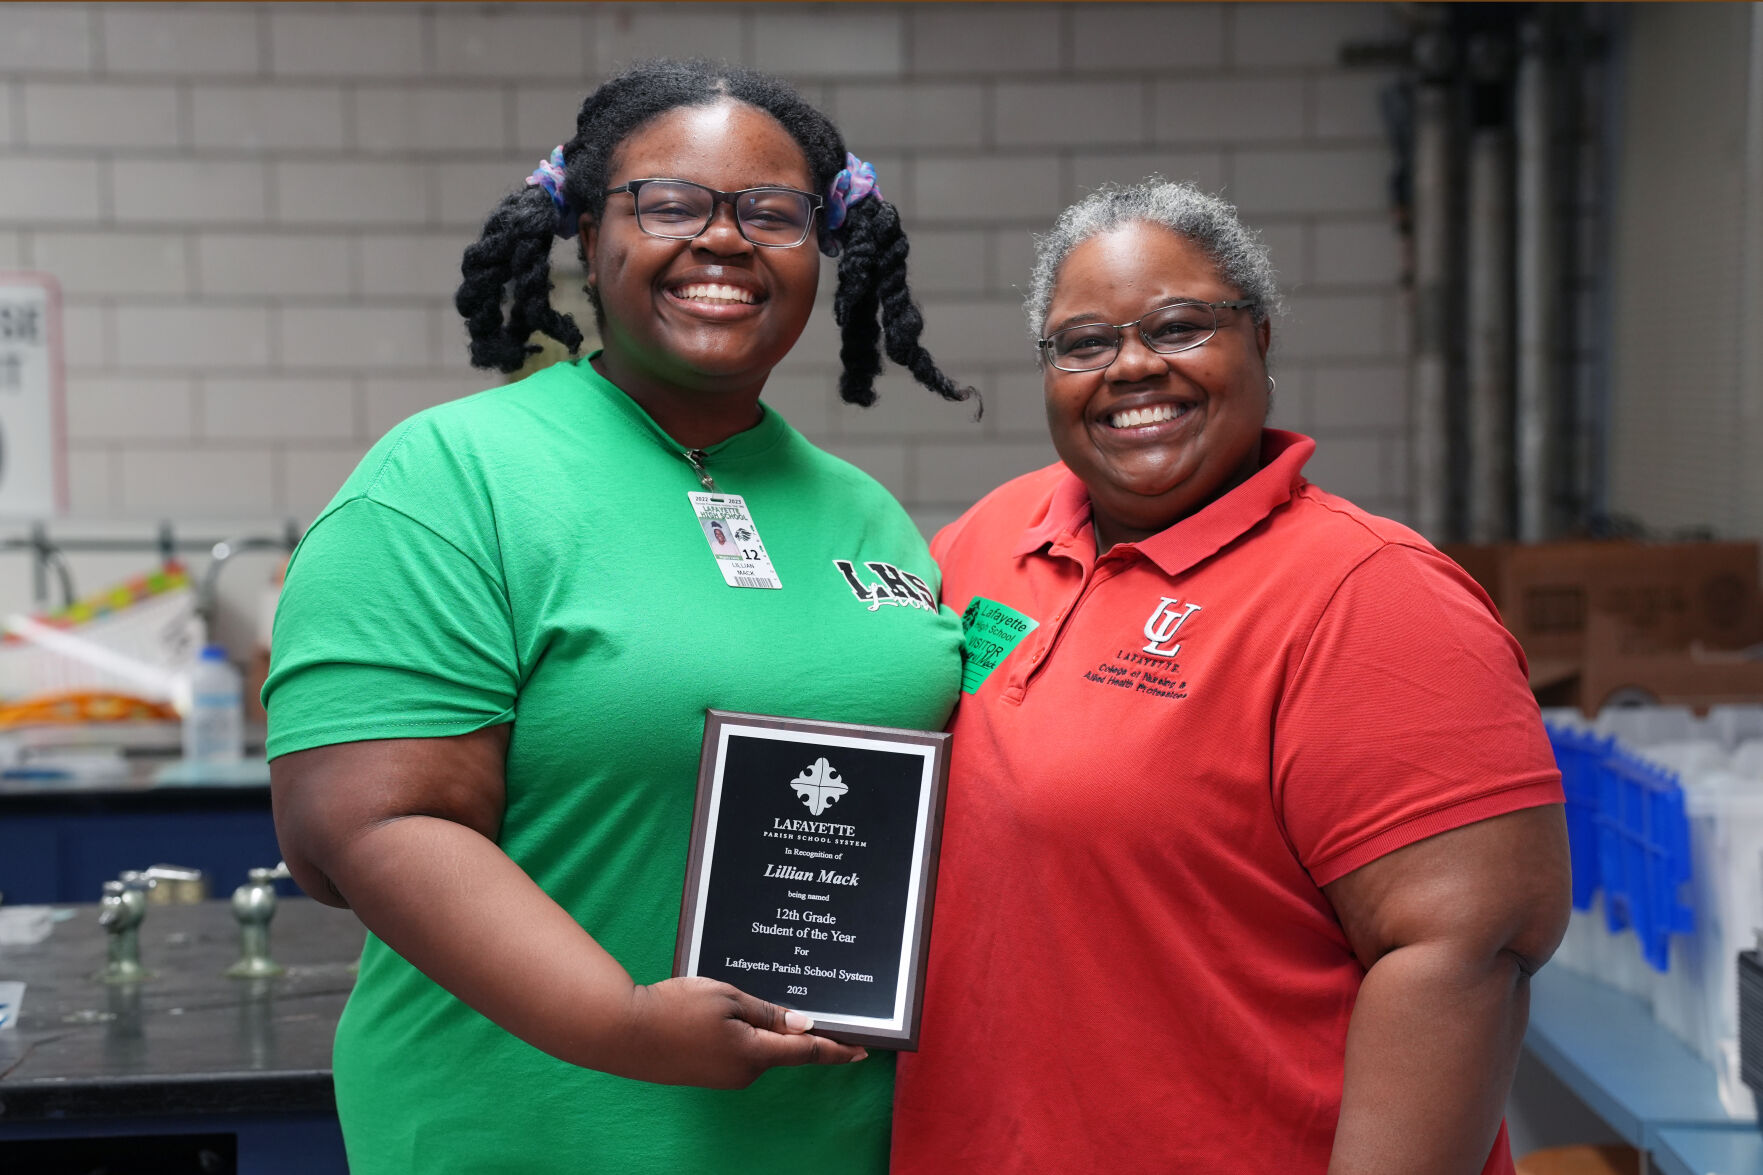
[601,178,825,248]
[1037,299,1258,372]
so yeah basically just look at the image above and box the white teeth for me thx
[1108,403,1188,429]
[673,282,755,304]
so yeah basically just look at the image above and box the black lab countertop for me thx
[0,897,362,1121]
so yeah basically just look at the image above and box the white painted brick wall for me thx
[1075,6,1229,71]
[0,157,103,221]
[596,7,746,74]
[355,86,510,155]
[273,161,404,225]
[1312,219,1401,287]
[22,82,180,149]
[114,305,272,369]
[1232,147,1389,216]
[112,159,267,224]
[1231,4,1401,69]
[279,307,432,372]
[1153,79,1306,144]
[357,231,476,299]
[914,154,1065,222]
[100,6,261,77]
[909,6,1061,75]
[830,83,985,150]
[753,8,905,79]
[203,376,357,443]
[191,86,348,153]
[34,231,188,295]
[118,448,277,516]
[196,232,352,299]
[0,1,1428,623]
[65,374,194,442]
[283,446,371,516]
[433,9,592,81]
[997,81,1149,148]
[0,6,94,74]
[268,9,425,80]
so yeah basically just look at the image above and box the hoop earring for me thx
[1266,375,1276,396]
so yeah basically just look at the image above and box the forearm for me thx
[323,814,638,1070]
[1328,941,1532,1175]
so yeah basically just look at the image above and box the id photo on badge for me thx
[703,517,740,556]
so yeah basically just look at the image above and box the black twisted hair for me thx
[456,59,975,412]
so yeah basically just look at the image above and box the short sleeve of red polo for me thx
[1273,541,1563,886]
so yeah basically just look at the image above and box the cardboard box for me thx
[1442,541,1763,664]
[1442,540,1763,713]
[1578,608,1763,714]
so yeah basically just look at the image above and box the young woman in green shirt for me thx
[266,60,970,1174]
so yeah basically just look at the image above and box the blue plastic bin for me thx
[1546,724,1611,911]
[1594,749,1694,972]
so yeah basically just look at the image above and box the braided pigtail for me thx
[830,205,885,408]
[455,153,585,374]
[832,198,976,412]
[819,151,975,411]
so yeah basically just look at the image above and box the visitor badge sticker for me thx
[958,596,1038,693]
[690,492,781,590]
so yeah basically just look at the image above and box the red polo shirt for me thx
[892,430,1561,1175]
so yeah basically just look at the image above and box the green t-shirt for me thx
[264,358,962,1174]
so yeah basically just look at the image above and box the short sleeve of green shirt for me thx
[265,495,517,757]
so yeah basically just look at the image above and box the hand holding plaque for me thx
[674,711,950,1050]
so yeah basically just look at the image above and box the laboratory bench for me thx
[0,896,360,1174]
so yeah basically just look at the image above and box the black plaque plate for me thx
[674,710,950,1050]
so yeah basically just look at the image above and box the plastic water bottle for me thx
[183,645,245,764]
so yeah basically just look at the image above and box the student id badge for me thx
[689,492,781,590]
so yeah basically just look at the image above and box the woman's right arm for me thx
[272,728,866,1087]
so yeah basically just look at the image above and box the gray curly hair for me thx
[1025,179,1281,349]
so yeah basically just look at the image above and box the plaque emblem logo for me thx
[1142,596,1201,657]
[790,757,848,816]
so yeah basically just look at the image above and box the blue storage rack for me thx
[1546,723,1696,972]
[1551,725,1614,910]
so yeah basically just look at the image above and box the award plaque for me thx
[674,710,950,1050]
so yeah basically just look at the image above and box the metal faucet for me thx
[141,864,209,905]
[95,872,157,984]
[196,528,298,633]
[225,862,292,979]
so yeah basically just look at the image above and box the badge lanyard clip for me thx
[684,449,715,491]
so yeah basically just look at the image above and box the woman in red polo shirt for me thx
[892,180,1571,1175]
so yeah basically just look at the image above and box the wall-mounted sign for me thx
[0,273,68,518]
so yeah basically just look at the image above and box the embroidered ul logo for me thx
[1143,597,1201,657]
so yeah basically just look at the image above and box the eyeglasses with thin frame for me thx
[1038,299,1258,372]
[601,178,825,248]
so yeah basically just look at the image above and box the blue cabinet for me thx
[0,766,282,904]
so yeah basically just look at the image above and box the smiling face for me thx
[1041,222,1271,549]
[581,100,822,446]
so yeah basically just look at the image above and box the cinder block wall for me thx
[0,1,1408,544]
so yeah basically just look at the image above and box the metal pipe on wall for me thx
[1409,26,1455,542]
[1467,31,1515,543]
[1514,16,1560,542]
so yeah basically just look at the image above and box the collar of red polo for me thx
[1012,429,1316,576]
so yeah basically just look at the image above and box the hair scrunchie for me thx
[525,146,576,239]
[824,152,881,232]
